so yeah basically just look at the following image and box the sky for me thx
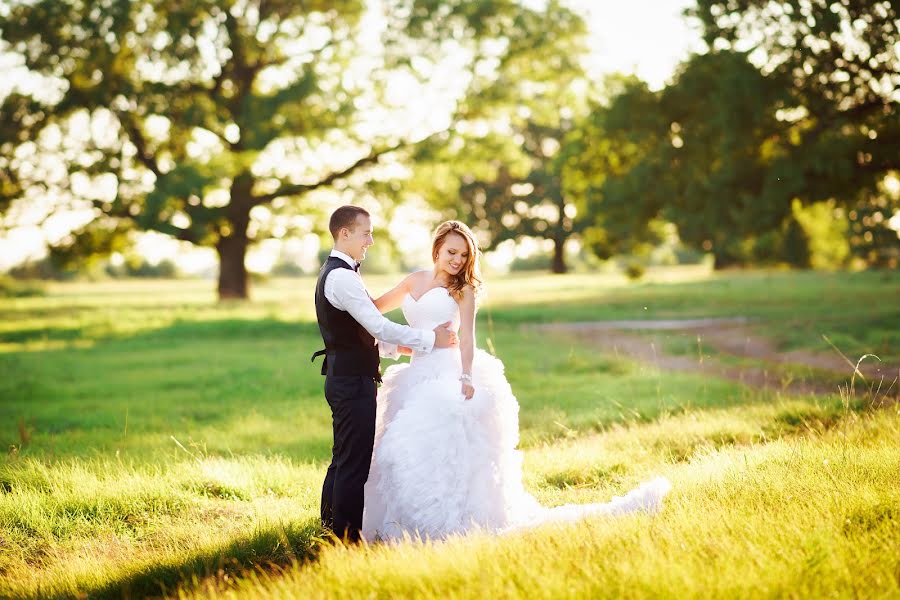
[0,0,704,275]
[570,0,702,90]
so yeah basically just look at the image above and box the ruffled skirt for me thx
[361,348,670,542]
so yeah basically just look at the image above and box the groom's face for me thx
[342,215,374,262]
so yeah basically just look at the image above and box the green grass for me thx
[2,268,897,359]
[183,408,900,600]
[0,268,897,598]
[481,269,900,363]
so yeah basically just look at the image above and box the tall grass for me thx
[3,394,893,599]
[186,408,900,600]
[0,270,897,598]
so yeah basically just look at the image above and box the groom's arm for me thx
[377,340,401,360]
[325,269,436,353]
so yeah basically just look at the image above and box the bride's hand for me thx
[461,382,475,400]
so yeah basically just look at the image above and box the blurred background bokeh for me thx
[0,0,897,299]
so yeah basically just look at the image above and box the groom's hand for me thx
[433,322,458,348]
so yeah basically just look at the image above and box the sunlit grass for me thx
[181,408,900,600]
[3,268,894,360]
[3,318,822,462]
[0,455,323,599]
[0,269,897,598]
[2,394,892,599]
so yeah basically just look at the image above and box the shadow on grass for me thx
[0,316,321,349]
[20,517,327,600]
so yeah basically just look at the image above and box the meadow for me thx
[0,268,898,598]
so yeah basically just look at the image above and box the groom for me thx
[312,205,457,542]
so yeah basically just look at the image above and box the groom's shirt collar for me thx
[329,249,358,270]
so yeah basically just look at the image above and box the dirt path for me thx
[532,319,898,397]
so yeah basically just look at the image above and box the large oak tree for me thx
[0,0,577,297]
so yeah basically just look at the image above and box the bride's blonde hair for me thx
[432,220,483,299]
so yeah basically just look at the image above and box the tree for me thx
[594,52,799,265]
[0,0,571,298]
[456,120,579,273]
[403,1,590,273]
[565,75,670,260]
[690,0,899,173]
[689,0,900,262]
[572,1,899,267]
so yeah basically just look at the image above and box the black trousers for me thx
[321,374,377,542]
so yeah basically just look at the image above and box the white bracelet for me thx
[460,374,472,383]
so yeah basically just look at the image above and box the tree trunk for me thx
[216,174,254,300]
[551,236,567,274]
[550,192,571,274]
[216,235,249,299]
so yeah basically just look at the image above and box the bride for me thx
[362,220,671,542]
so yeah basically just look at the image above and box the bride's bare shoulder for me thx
[455,284,476,304]
[410,269,430,283]
[399,270,429,291]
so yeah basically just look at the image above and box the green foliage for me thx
[846,192,900,268]
[8,256,81,281]
[106,257,179,279]
[269,259,307,277]
[46,219,133,272]
[690,0,899,196]
[583,52,793,266]
[570,0,899,268]
[780,214,812,268]
[791,200,850,269]
[623,262,645,281]
[508,252,551,272]
[568,76,675,259]
[402,1,591,273]
[1,0,579,296]
[356,239,402,275]
[1,0,369,290]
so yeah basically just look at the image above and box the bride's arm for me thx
[373,272,417,313]
[458,285,476,400]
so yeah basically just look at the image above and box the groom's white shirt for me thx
[324,249,435,359]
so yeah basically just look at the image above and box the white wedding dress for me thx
[362,287,671,542]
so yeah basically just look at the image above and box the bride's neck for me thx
[431,268,452,286]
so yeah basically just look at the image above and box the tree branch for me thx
[153,222,200,243]
[114,110,162,178]
[250,141,405,205]
[93,199,200,244]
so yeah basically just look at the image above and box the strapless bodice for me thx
[401,286,460,332]
[402,287,461,368]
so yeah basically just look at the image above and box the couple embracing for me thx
[313,205,670,544]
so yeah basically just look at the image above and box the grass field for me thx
[0,268,898,598]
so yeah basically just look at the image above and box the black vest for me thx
[312,256,381,380]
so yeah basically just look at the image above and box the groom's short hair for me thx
[329,205,370,239]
